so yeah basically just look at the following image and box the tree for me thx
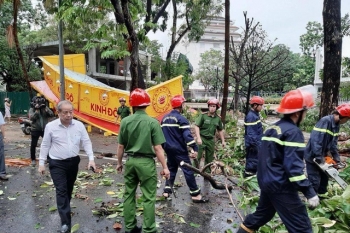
[231,15,292,114]
[221,0,230,122]
[60,0,172,91]
[299,13,349,56]
[194,49,224,91]
[320,0,342,118]
[342,57,350,77]
[229,12,259,112]
[0,0,45,92]
[164,0,222,79]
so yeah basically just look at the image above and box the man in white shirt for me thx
[38,100,96,233]
[0,111,8,180]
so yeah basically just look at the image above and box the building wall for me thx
[174,17,240,73]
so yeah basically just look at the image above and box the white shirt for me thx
[39,118,94,166]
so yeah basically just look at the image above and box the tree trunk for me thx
[13,0,32,96]
[221,0,230,122]
[233,77,240,111]
[121,0,139,91]
[320,0,342,118]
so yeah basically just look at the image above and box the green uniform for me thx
[194,112,223,170]
[118,110,165,233]
[117,105,131,119]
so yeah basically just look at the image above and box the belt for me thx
[127,153,153,158]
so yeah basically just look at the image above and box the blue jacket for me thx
[244,110,263,147]
[161,110,198,155]
[305,115,340,163]
[257,117,316,199]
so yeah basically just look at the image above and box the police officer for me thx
[115,97,131,124]
[244,96,264,177]
[116,88,170,233]
[305,103,350,196]
[194,99,225,170]
[161,95,208,203]
[237,86,320,233]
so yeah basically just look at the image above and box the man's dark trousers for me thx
[164,152,199,196]
[243,191,312,233]
[49,156,80,226]
[30,131,44,161]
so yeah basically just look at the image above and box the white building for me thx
[314,49,350,90]
[174,16,240,73]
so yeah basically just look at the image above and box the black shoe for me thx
[59,224,70,233]
[0,175,8,181]
[125,226,142,233]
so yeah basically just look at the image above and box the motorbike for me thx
[18,117,32,135]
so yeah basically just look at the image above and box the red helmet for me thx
[207,99,220,109]
[129,88,151,107]
[171,95,186,108]
[276,88,315,114]
[336,104,350,117]
[119,97,126,102]
[249,96,264,105]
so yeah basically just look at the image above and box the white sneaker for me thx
[31,160,36,166]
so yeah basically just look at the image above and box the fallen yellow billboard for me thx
[31,54,183,135]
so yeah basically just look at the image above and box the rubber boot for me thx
[237,224,254,233]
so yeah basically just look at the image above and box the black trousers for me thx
[306,161,329,195]
[49,156,80,226]
[30,131,44,161]
[243,191,312,233]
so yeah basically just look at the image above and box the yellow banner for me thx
[39,54,183,125]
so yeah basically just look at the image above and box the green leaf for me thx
[179,217,186,224]
[341,185,350,199]
[94,198,103,203]
[34,223,41,229]
[71,224,80,233]
[190,222,200,228]
[106,213,119,219]
[49,206,57,212]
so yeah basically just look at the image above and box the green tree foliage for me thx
[0,0,44,91]
[342,57,350,77]
[194,49,224,91]
[299,14,349,56]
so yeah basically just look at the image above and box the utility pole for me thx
[58,0,65,101]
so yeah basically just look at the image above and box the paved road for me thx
[0,122,242,233]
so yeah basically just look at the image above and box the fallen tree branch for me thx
[179,161,233,191]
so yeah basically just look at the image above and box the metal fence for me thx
[0,92,31,116]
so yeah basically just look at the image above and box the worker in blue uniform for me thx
[161,95,209,203]
[305,103,350,196]
[237,85,320,233]
[244,96,264,177]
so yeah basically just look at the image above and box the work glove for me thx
[307,195,320,209]
[334,162,346,169]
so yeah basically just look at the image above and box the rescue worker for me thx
[243,96,264,177]
[194,99,225,171]
[116,88,170,233]
[237,86,320,233]
[115,97,131,124]
[305,103,349,196]
[161,95,209,203]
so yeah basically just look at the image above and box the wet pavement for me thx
[0,121,242,233]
